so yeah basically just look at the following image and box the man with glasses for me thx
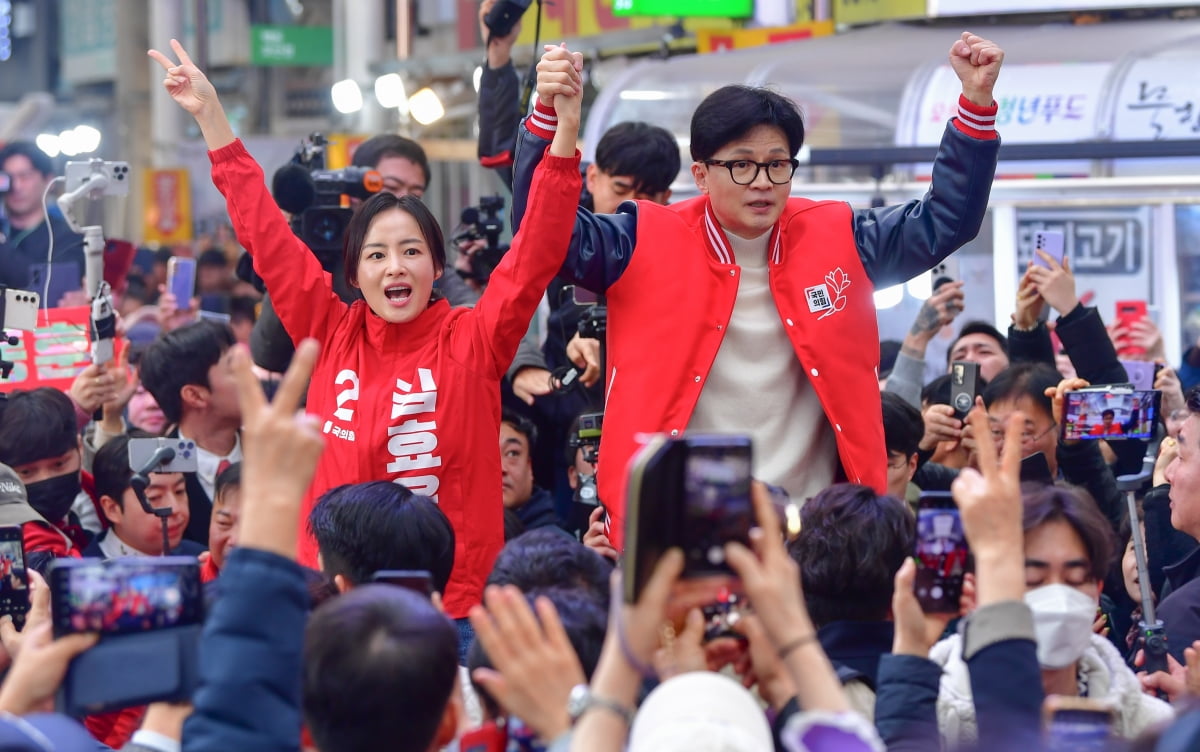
[509,33,1004,546]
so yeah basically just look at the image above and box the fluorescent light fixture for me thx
[374,73,407,109]
[409,87,444,125]
[905,270,932,301]
[331,79,363,114]
[35,133,61,158]
[873,284,903,310]
[619,90,672,101]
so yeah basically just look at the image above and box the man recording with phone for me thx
[0,141,85,302]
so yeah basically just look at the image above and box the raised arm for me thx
[856,33,1004,288]
[149,39,343,344]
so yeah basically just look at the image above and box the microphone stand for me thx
[128,447,177,557]
[1118,467,1168,699]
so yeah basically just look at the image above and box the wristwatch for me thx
[567,684,635,726]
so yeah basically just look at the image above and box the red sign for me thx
[1,307,109,393]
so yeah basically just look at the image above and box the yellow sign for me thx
[143,169,193,246]
[697,20,834,54]
[513,0,733,44]
[833,0,925,25]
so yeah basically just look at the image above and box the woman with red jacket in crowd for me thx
[149,40,584,624]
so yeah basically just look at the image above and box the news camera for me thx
[453,195,509,285]
[271,133,383,258]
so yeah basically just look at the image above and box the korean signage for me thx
[698,20,834,53]
[928,0,1196,15]
[1015,207,1154,321]
[833,0,924,24]
[143,169,194,246]
[908,63,1110,146]
[1,307,107,393]
[1112,59,1200,141]
[250,25,333,66]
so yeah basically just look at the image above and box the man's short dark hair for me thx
[948,321,1010,366]
[93,431,158,512]
[790,484,915,627]
[215,461,241,500]
[196,248,228,268]
[0,388,77,468]
[689,85,806,162]
[500,408,537,452]
[882,392,923,459]
[982,362,1061,420]
[1187,386,1200,415]
[351,134,431,188]
[138,320,236,425]
[304,585,458,752]
[1023,484,1116,582]
[0,141,54,177]
[594,122,681,196]
[487,528,612,606]
[467,586,606,718]
[309,481,455,592]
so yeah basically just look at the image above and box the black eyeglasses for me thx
[703,158,799,186]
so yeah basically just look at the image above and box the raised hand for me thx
[233,338,325,559]
[535,43,583,113]
[948,32,1004,108]
[910,281,965,343]
[148,38,235,150]
[1012,268,1045,331]
[147,39,219,116]
[1045,376,1091,445]
[1026,253,1078,317]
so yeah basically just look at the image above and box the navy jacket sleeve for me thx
[477,60,524,187]
[854,123,1000,288]
[1058,439,1126,534]
[962,601,1043,752]
[873,654,942,752]
[182,548,307,752]
[1007,322,1056,368]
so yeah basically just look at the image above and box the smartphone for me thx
[950,361,981,421]
[913,492,969,614]
[624,434,753,605]
[1115,300,1149,358]
[460,721,507,752]
[1061,386,1161,442]
[127,437,200,475]
[1121,360,1158,391]
[167,257,197,304]
[1043,696,1113,752]
[1020,452,1054,485]
[0,527,30,627]
[1033,230,1066,269]
[64,160,132,197]
[2,288,40,330]
[49,557,204,638]
[371,570,434,598]
[570,285,602,306]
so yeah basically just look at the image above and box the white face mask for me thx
[1024,583,1097,669]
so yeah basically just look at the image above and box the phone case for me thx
[1033,230,1065,269]
[167,258,197,303]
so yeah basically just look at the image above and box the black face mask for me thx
[24,472,81,523]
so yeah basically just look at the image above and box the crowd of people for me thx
[1,17,1200,752]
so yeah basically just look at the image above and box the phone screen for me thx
[1061,389,1159,441]
[168,258,197,304]
[681,441,753,577]
[914,493,968,614]
[0,528,29,622]
[1045,709,1112,751]
[50,559,203,637]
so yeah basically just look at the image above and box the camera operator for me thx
[0,141,85,301]
[248,134,431,372]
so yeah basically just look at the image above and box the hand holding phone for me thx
[1060,386,1160,442]
[950,361,981,421]
[1032,230,1066,269]
[1114,301,1149,358]
[167,257,197,307]
[913,492,969,614]
[0,526,30,627]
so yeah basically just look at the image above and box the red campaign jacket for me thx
[210,141,581,617]
[601,200,885,549]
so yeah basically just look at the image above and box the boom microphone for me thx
[272,164,316,215]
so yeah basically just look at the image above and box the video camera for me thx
[271,133,383,259]
[453,195,509,285]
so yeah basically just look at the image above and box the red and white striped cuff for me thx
[951,94,998,140]
[526,99,558,141]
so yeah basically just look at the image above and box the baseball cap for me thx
[0,463,27,507]
[0,713,102,751]
[628,671,773,752]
